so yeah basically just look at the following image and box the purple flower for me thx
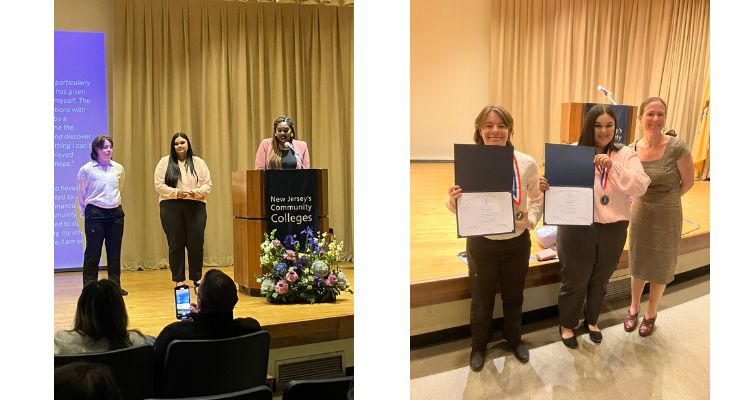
[272,239,282,248]
[284,250,296,261]
[275,280,289,294]
[324,274,338,287]
[295,255,308,269]
[283,235,296,250]
[285,270,299,283]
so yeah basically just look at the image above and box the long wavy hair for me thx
[72,280,133,350]
[267,115,296,169]
[164,132,198,188]
[577,105,621,153]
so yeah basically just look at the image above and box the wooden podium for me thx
[231,169,328,296]
[561,103,637,144]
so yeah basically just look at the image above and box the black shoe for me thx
[193,280,201,295]
[469,348,485,371]
[120,288,128,296]
[512,343,530,363]
[584,322,603,343]
[559,326,578,349]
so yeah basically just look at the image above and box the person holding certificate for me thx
[539,105,650,347]
[624,97,694,337]
[447,105,544,370]
[255,115,310,170]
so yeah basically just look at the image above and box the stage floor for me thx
[54,263,354,349]
[410,162,710,308]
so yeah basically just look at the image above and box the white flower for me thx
[260,277,275,293]
[311,260,329,277]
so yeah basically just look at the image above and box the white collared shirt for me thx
[76,159,125,217]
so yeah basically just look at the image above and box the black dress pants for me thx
[160,200,207,282]
[557,221,629,328]
[466,231,531,349]
[82,205,125,288]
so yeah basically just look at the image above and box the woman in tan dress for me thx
[624,97,695,336]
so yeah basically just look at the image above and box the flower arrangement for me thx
[257,226,353,304]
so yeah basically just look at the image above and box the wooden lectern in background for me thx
[561,103,637,145]
[231,169,328,296]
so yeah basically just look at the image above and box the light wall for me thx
[410,0,491,160]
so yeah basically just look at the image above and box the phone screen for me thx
[174,285,191,320]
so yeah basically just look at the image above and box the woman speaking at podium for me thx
[154,132,212,291]
[255,115,310,169]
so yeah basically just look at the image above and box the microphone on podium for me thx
[596,85,618,105]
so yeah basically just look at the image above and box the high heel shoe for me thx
[193,280,201,294]
[623,308,639,332]
[559,326,578,349]
[638,314,657,337]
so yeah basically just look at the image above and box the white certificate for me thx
[544,186,594,226]
[456,192,514,237]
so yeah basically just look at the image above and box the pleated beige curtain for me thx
[113,0,353,270]
[489,0,709,164]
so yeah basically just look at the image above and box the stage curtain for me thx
[488,0,709,164]
[113,0,353,270]
[692,77,710,180]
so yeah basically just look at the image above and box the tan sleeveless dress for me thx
[627,136,689,284]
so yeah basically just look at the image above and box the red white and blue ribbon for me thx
[595,151,610,190]
[512,155,521,205]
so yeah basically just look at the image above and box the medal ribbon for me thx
[595,151,610,190]
[512,155,521,206]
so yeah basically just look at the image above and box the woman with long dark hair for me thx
[539,105,650,348]
[154,132,212,290]
[255,115,310,169]
[54,279,149,354]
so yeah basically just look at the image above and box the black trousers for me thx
[466,231,531,349]
[82,205,125,288]
[557,221,629,328]
[160,200,207,282]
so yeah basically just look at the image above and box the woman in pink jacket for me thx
[540,105,651,348]
[255,116,310,170]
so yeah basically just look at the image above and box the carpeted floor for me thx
[410,275,709,399]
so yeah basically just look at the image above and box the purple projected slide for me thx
[54,31,108,270]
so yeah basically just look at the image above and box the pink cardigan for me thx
[593,145,651,223]
[254,138,310,170]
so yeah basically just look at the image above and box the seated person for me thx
[153,269,262,366]
[55,279,151,354]
[55,361,124,400]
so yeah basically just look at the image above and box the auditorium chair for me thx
[145,384,272,400]
[156,330,270,398]
[282,375,353,400]
[54,344,155,400]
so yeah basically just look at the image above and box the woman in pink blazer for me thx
[255,116,310,170]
